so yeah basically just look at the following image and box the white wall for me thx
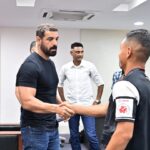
[0,27,36,123]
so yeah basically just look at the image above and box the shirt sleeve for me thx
[90,63,104,86]
[16,61,38,88]
[112,80,140,122]
[58,66,66,87]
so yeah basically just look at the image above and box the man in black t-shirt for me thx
[62,29,150,150]
[15,24,74,150]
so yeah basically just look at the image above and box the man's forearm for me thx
[56,95,63,104]
[70,103,108,117]
[58,87,66,101]
[96,85,104,101]
[17,86,74,119]
[106,133,129,150]
[21,97,74,120]
[21,96,60,113]
[106,122,133,150]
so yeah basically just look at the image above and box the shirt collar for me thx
[70,60,85,68]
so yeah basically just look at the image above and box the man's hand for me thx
[56,104,74,120]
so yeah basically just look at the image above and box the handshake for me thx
[56,101,108,121]
[55,101,107,122]
[56,102,75,122]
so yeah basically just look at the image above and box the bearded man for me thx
[15,24,74,150]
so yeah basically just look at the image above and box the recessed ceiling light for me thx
[134,21,144,26]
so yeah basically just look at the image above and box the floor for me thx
[60,134,88,150]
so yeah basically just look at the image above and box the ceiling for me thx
[0,0,149,30]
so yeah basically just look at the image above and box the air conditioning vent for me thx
[42,10,95,21]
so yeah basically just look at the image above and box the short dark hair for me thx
[36,24,58,39]
[126,29,150,62]
[30,41,36,52]
[71,42,83,49]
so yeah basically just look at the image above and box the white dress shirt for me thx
[58,60,104,106]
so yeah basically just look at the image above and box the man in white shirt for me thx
[58,42,104,150]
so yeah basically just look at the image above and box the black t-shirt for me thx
[101,68,150,150]
[16,52,59,129]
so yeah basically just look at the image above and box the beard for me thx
[41,43,57,57]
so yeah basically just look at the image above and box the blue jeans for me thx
[69,114,100,150]
[21,126,60,150]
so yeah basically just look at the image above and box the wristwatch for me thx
[95,99,101,104]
